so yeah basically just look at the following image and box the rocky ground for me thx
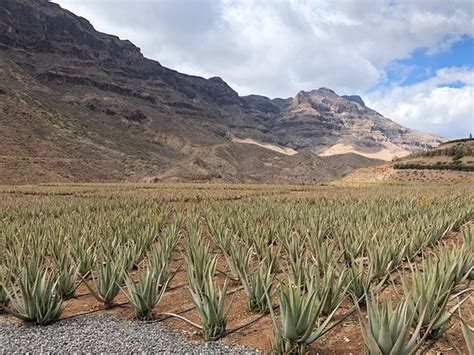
[0,315,258,354]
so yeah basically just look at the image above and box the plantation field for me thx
[0,183,473,354]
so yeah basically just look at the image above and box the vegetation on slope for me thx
[393,139,474,172]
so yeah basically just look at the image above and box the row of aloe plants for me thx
[0,186,472,353]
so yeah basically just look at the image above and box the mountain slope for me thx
[270,89,441,160]
[340,139,474,184]
[0,0,443,184]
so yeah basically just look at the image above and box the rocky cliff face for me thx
[0,0,142,61]
[269,88,442,160]
[0,0,443,183]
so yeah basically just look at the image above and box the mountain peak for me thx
[0,0,143,61]
[342,95,365,107]
[0,0,445,184]
[208,76,226,83]
[317,87,337,95]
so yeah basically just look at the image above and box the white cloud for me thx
[53,0,474,137]
[54,0,473,98]
[366,67,474,138]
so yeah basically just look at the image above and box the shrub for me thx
[393,162,474,172]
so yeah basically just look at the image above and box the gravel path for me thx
[0,315,258,353]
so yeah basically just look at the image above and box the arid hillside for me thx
[340,139,474,184]
[0,0,444,184]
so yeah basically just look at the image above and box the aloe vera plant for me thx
[147,218,180,275]
[463,225,474,249]
[311,240,337,271]
[346,258,373,301]
[71,239,96,277]
[124,266,171,320]
[184,231,234,340]
[287,239,311,288]
[302,214,327,252]
[267,280,339,354]
[188,276,233,340]
[0,270,10,312]
[460,312,474,355]
[124,236,150,270]
[359,296,428,355]
[367,243,397,280]
[0,285,9,312]
[83,257,126,308]
[424,219,454,246]
[438,246,473,284]
[185,242,217,294]
[148,246,173,286]
[207,216,232,253]
[239,259,275,313]
[260,245,280,275]
[54,252,79,299]
[225,242,252,281]
[337,229,365,264]
[160,220,181,260]
[309,264,349,316]
[8,264,64,325]
[401,262,468,339]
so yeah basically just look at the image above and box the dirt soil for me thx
[3,227,471,354]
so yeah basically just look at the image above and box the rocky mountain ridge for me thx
[0,0,444,184]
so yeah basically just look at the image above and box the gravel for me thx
[0,315,259,354]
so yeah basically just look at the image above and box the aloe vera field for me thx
[0,182,473,354]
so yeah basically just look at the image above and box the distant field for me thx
[1,183,473,353]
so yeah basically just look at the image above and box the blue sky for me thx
[383,36,474,87]
[366,34,473,138]
[56,0,474,138]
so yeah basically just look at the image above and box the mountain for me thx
[0,0,443,184]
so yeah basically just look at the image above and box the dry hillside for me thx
[340,139,474,184]
[0,0,444,184]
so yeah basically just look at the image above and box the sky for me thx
[54,0,474,138]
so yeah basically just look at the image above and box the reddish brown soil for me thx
[4,229,467,354]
